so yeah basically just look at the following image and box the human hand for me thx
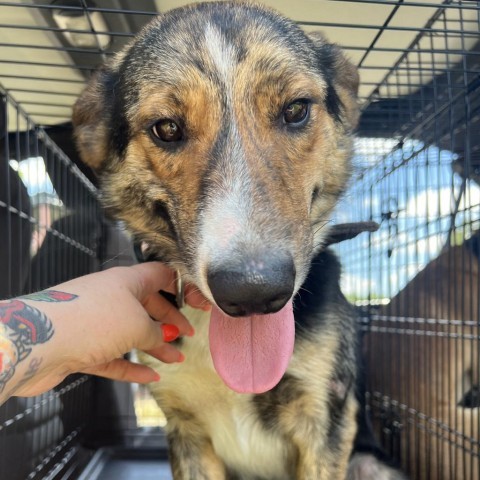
[1,263,210,400]
[73,262,210,384]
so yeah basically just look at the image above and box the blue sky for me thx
[333,138,480,300]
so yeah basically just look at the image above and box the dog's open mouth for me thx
[209,301,295,394]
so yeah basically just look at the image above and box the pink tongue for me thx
[209,301,294,394]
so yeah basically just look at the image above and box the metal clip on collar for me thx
[175,271,185,309]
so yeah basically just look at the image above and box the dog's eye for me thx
[152,119,183,142]
[283,100,310,126]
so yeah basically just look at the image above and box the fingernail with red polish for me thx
[153,373,161,382]
[187,327,195,337]
[162,324,180,342]
[178,353,185,363]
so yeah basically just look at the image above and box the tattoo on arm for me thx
[7,357,44,398]
[0,290,77,394]
[19,290,78,303]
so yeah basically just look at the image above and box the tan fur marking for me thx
[281,331,358,479]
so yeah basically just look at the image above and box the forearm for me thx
[0,290,78,404]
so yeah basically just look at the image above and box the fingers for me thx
[145,342,185,364]
[161,324,180,342]
[131,262,210,307]
[85,322,185,383]
[82,358,160,384]
[130,262,211,313]
[82,342,184,385]
[142,318,185,362]
[144,293,194,336]
[130,262,177,297]
[185,284,211,311]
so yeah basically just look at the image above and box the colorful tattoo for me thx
[0,290,77,394]
[20,290,78,303]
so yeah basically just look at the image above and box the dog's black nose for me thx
[207,253,295,317]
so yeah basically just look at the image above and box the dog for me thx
[73,2,404,478]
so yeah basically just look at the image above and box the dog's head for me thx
[73,1,359,393]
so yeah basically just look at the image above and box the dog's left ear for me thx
[308,32,360,130]
[324,221,379,246]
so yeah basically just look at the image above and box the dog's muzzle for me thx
[207,252,295,317]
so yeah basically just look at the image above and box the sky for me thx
[334,138,480,300]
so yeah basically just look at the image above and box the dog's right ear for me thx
[72,66,120,172]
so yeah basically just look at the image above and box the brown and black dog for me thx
[73,2,404,478]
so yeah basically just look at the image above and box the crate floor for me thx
[78,447,172,480]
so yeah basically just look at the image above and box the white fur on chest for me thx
[144,307,293,479]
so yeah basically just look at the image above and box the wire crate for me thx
[0,1,479,479]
